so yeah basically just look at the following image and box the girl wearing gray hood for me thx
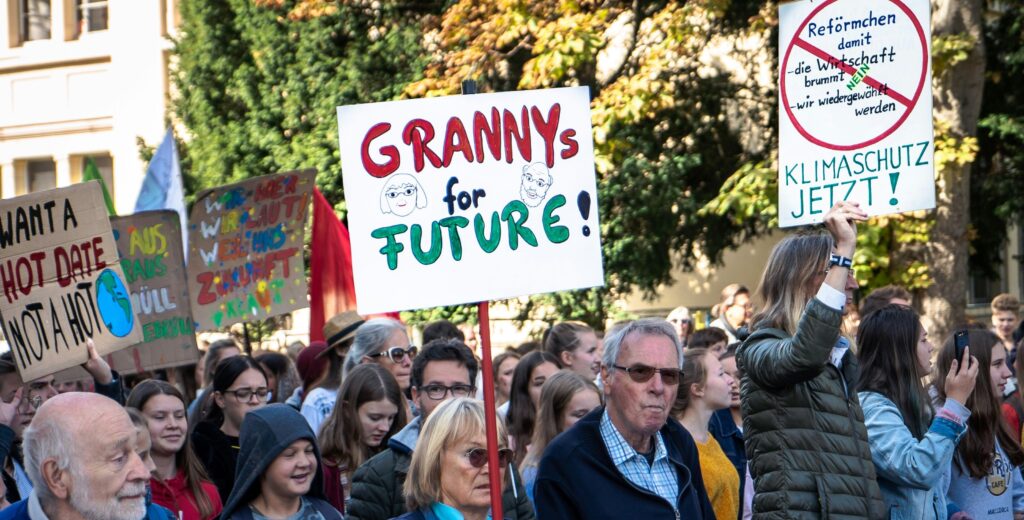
[220,404,343,520]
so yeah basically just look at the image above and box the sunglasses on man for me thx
[612,364,683,386]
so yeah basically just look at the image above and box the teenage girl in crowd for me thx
[255,351,300,405]
[504,351,560,465]
[674,348,739,520]
[191,356,269,501]
[493,352,521,408]
[936,329,1024,519]
[318,364,408,514]
[128,380,223,520]
[857,305,977,520]
[543,322,600,378]
[520,370,602,504]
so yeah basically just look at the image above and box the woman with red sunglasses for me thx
[398,398,512,520]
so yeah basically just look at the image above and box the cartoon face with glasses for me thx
[519,162,553,208]
[379,173,427,217]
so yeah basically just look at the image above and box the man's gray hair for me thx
[343,318,407,378]
[601,318,684,371]
[23,416,76,500]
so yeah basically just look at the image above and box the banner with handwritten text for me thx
[187,170,314,331]
[0,182,143,380]
[109,211,198,374]
[778,0,934,227]
[337,87,604,314]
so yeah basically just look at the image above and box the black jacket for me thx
[191,420,239,503]
[220,404,341,520]
[346,416,534,520]
[533,407,715,520]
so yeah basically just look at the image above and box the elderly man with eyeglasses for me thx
[347,339,535,520]
[534,318,715,520]
[0,339,124,507]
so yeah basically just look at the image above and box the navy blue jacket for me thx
[708,408,746,519]
[533,407,715,520]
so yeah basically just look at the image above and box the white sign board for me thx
[778,0,934,227]
[337,87,604,314]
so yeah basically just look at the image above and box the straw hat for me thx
[321,311,364,355]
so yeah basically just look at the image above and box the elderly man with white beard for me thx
[0,392,150,520]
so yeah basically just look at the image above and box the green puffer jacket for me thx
[736,298,885,519]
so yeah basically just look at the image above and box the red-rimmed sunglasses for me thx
[464,447,513,468]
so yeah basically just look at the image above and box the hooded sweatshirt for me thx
[220,404,342,520]
[190,419,239,502]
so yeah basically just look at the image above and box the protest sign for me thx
[778,0,934,227]
[0,182,142,380]
[187,170,315,330]
[108,211,199,374]
[337,86,604,314]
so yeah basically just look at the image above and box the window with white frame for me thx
[19,0,52,43]
[25,158,55,193]
[75,0,107,37]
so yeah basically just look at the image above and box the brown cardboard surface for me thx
[108,211,199,374]
[0,182,143,380]
[187,170,315,331]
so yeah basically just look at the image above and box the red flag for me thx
[309,188,357,341]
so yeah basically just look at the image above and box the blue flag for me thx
[135,129,188,259]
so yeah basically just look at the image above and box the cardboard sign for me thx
[0,182,143,380]
[778,0,934,227]
[108,211,199,374]
[337,86,604,314]
[187,170,315,330]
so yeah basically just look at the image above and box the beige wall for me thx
[622,231,784,320]
[0,0,173,212]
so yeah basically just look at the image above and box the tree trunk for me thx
[921,0,985,342]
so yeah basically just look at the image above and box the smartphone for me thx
[954,329,969,372]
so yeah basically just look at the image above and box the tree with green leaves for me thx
[171,0,1022,338]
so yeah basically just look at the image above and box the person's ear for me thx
[40,459,71,500]
[213,391,226,410]
[560,351,574,368]
[691,383,705,399]
[361,356,375,365]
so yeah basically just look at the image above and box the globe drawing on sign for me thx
[96,269,134,338]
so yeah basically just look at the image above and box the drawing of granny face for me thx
[519,163,552,208]
[380,173,427,217]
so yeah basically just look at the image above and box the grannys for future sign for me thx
[337,87,604,314]
[0,182,142,380]
[778,0,934,227]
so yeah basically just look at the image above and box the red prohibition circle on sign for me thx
[780,0,928,151]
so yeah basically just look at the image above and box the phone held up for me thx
[954,329,970,373]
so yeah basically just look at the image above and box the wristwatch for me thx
[829,253,853,269]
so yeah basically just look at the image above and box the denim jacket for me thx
[859,391,970,520]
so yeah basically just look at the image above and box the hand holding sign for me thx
[0,387,22,428]
[81,338,113,386]
[823,201,867,256]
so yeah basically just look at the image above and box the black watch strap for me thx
[829,253,853,269]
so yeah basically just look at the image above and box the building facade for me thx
[0,0,174,209]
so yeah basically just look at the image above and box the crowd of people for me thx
[1,201,1024,519]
